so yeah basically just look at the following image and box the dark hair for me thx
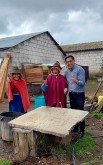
[12,73,21,76]
[65,55,75,62]
[12,73,22,79]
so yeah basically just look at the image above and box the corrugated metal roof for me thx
[61,41,103,52]
[0,32,45,49]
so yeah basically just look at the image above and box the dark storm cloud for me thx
[0,0,103,43]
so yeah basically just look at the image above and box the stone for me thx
[9,106,89,138]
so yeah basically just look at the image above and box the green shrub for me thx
[0,159,11,165]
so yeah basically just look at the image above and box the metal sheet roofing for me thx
[0,32,45,49]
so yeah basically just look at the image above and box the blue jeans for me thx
[69,92,85,133]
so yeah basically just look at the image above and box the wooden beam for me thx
[0,53,11,101]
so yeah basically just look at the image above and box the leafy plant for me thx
[92,112,103,118]
[0,159,11,165]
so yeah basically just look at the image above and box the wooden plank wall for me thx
[24,67,44,83]
[23,65,51,84]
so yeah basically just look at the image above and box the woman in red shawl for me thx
[7,67,30,113]
[42,62,68,108]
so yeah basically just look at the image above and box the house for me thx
[0,31,66,71]
[0,31,66,96]
[61,41,103,75]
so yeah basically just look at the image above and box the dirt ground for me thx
[0,100,71,165]
[77,116,103,165]
[0,100,103,165]
[85,79,103,97]
[0,79,103,164]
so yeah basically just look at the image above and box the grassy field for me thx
[86,79,103,97]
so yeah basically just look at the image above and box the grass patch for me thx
[69,132,98,158]
[86,79,103,96]
[81,163,90,165]
[86,80,97,85]
[81,155,103,165]
[0,159,11,165]
[37,132,98,159]
[51,145,67,159]
[37,133,68,159]
[92,112,103,118]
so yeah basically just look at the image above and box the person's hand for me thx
[71,76,78,84]
[64,88,68,94]
[43,80,46,84]
[41,84,44,89]
[7,76,11,82]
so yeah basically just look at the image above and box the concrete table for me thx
[9,106,89,163]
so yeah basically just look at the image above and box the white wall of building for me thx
[66,50,103,74]
[0,33,64,71]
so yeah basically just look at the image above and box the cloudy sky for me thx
[0,0,103,44]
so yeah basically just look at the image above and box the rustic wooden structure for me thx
[9,106,89,163]
[21,64,51,96]
[24,67,44,83]
[42,65,50,80]
[0,53,11,101]
[22,64,51,84]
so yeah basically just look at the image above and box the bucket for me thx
[42,84,48,92]
[34,96,46,108]
[0,112,22,141]
[98,96,103,104]
[84,103,91,111]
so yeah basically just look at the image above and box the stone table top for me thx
[9,106,89,137]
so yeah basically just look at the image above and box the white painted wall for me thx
[66,50,103,74]
[0,33,65,72]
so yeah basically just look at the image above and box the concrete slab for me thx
[9,106,89,137]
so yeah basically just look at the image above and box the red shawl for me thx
[7,79,30,112]
[44,74,67,108]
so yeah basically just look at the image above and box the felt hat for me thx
[11,67,22,74]
[51,61,62,72]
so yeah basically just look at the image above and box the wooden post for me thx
[21,64,26,80]
[0,53,11,101]
[12,128,38,163]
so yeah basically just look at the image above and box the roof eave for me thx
[0,47,10,50]
[46,31,66,58]
[65,48,103,53]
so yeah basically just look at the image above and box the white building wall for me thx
[0,33,64,71]
[66,50,103,74]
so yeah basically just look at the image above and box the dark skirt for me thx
[9,94,26,114]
